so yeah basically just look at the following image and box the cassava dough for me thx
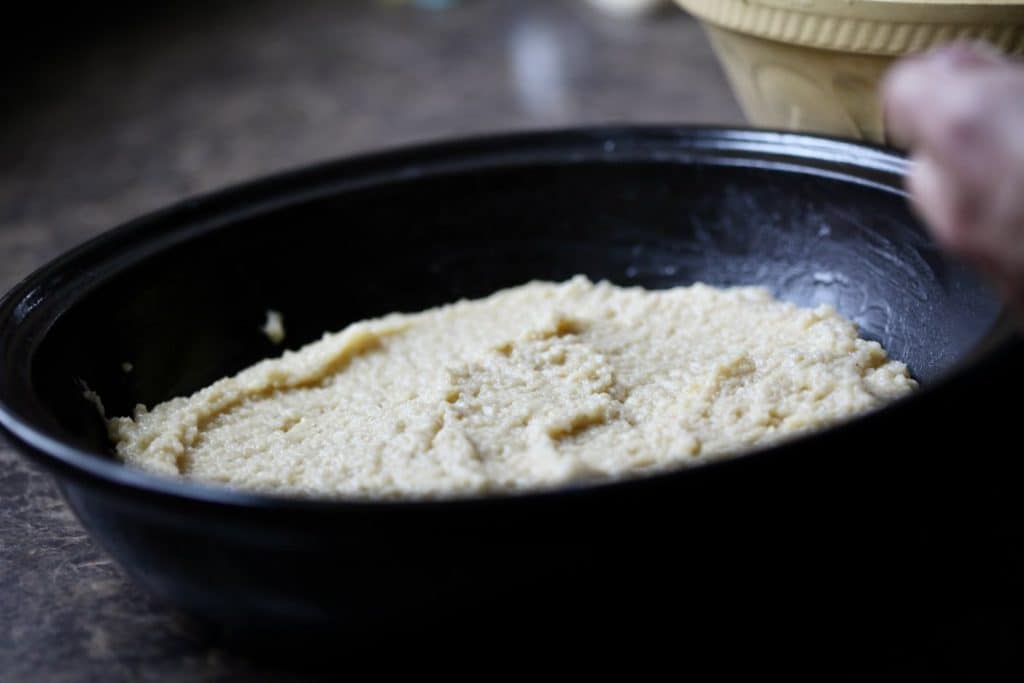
[110,277,915,498]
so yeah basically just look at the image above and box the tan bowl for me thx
[676,0,1024,141]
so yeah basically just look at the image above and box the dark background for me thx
[0,1,743,679]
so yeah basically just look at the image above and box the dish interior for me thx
[25,157,1001,465]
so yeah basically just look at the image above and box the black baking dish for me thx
[2,127,1023,657]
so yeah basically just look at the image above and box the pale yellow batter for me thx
[110,277,915,498]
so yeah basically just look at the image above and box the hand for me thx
[882,42,1024,314]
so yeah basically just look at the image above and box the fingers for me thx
[883,42,1006,149]
[883,49,1011,187]
[906,153,969,251]
[882,43,1024,314]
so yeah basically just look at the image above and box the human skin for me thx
[882,43,1024,315]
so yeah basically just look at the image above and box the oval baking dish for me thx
[2,127,1022,650]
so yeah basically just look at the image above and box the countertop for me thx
[0,1,743,679]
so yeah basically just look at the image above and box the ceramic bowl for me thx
[676,0,1024,141]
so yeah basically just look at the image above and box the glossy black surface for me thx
[2,128,1024,659]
